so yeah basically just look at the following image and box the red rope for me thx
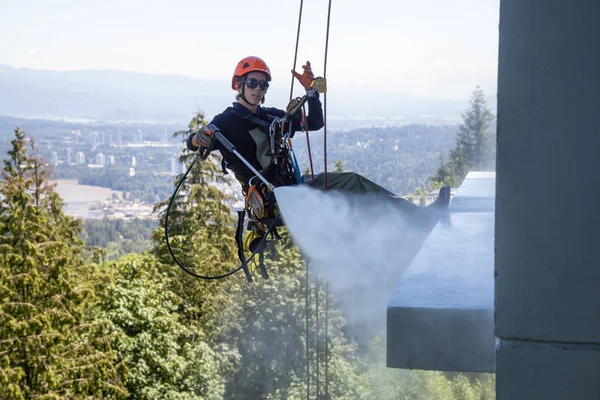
[302,104,316,186]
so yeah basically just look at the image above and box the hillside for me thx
[292,124,457,195]
[0,65,493,125]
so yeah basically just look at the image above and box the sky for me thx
[0,0,500,100]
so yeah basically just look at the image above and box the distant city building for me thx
[107,131,113,145]
[137,129,143,143]
[65,148,72,166]
[129,167,136,177]
[96,153,106,167]
[108,155,116,166]
[75,151,86,164]
[51,152,58,166]
[167,158,177,174]
[89,131,99,145]
[117,129,122,145]
[101,131,106,145]
[71,130,81,144]
[131,156,136,167]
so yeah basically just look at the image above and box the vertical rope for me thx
[324,283,329,399]
[322,0,332,191]
[305,261,310,400]
[302,105,316,186]
[290,0,304,102]
[290,1,333,398]
[289,2,310,398]
[316,276,320,399]
[322,1,333,397]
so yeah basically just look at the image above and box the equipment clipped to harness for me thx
[165,83,325,283]
[163,152,278,283]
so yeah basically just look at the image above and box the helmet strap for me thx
[239,81,263,107]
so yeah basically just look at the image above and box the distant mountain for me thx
[0,65,495,125]
[0,65,232,122]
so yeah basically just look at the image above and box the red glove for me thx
[291,61,315,91]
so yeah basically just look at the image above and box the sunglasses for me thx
[243,78,270,90]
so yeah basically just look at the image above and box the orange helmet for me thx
[232,56,272,90]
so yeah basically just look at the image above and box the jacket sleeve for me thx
[289,93,324,135]
[186,132,199,152]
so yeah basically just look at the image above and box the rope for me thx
[325,282,328,399]
[322,1,333,396]
[323,0,332,192]
[305,261,310,400]
[288,2,313,398]
[290,0,304,102]
[163,155,275,280]
[302,105,316,186]
[289,0,333,397]
[316,276,320,398]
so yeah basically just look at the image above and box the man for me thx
[187,55,411,199]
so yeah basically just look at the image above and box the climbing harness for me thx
[164,80,326,283]
[163,151,278,282]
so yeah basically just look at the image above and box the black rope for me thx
[288,1,310,398]
[163,154,275,280]
[290,0,304,102]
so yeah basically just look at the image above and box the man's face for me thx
[243,71,269,105]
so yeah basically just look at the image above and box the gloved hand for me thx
[291,60,315,91]
[194,124,219,148]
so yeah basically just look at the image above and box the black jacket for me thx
[187,94,324,184]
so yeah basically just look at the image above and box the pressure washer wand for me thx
[214,132,275,191]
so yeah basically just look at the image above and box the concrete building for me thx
[65,148,72,166]
[75,151,86,164]
[95,153,105,167]
[51,152,58,166]
[88,131,98,145]
[386,1,600,399]
[108,155,116,166]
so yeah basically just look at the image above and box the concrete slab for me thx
[387,171,496,373]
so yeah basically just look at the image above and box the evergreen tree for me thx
[456,86,495,172]
[429,86,495,189]
[101,254,224,399]
[211,238,372,400]
[0,128,126,399]
[429,154,455,189]
[153,111,238,284]
[150,112,241,390]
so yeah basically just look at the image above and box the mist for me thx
[274,185,439,343]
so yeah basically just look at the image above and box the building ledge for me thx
[386,171,496,373]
